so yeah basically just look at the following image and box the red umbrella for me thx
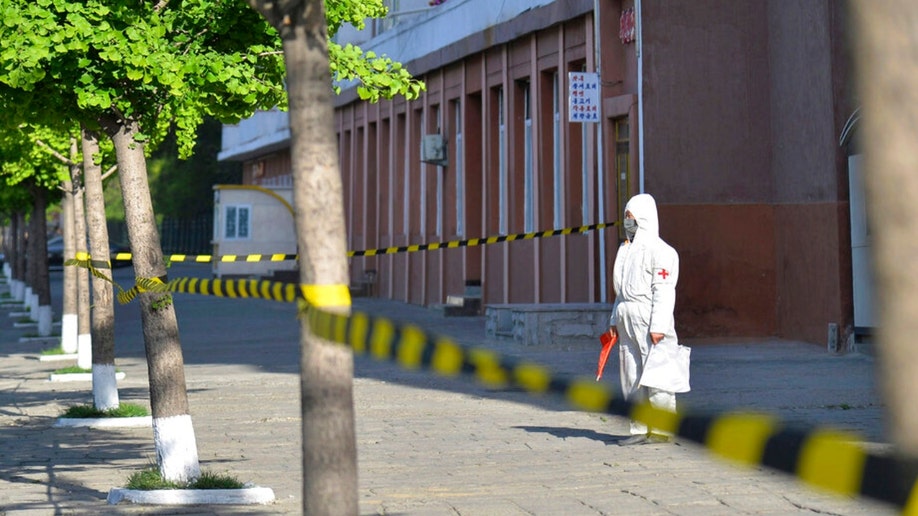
[596,331,617,381]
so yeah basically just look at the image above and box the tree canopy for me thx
[0,0,287,157]
[0,0,423,158]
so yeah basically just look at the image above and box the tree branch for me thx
[34,139,76,167]
[101,165,118,181]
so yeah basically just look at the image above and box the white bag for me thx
[639,341,691,393]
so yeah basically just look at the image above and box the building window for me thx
[401,113,410,235]
[454,100,464,237]
[498,86,507,234]
[433,104,443,238]
[224,205,251,240]
[522,80,535,233]
[552,72,563,230]
[615,117,631,238]
[419,109,428,236]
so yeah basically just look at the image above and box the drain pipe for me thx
[593,0,607,302]
[636,0,646,193]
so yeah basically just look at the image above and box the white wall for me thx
[212,186,297,278]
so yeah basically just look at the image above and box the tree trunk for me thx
[0,224,8,280]
[104,115,200,483]
[1,224,9,279]
[851,1,918,456]
[24,197,37,318]
[82,127,120,411]
[28,184,52,336]
[11,211,25,302]
[247,1,358,513]
[60,180,79,353]
[69,140,92,370]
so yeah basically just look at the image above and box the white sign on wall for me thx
[568,72,601,123]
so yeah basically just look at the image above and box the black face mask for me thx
[624,218,638,241]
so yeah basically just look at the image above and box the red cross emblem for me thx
[658,269,669,280]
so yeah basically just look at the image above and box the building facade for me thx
[219,0,859,346]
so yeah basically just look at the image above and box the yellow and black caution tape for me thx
[304,304,918,514]
[104,221,617,264]
[61,253,918,512]
[115,277,170,304]
[347,221,616,257]
[94,273,918,513]
[111,252,296,264]
[65,252,115,283]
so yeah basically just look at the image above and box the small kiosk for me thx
[212,184,297,279]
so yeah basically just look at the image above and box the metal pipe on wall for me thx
[593,0,607,302]
[636,0,646,193]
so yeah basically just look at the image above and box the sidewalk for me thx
[0,265,896,514]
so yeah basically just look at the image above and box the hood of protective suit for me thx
[624,193,659,239]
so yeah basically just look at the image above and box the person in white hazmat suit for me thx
[608,193,690,446]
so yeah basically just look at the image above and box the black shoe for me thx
[617,435,648,446]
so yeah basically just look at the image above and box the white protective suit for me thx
[609,194,690,437]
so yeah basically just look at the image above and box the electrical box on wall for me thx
[420,134,448,166]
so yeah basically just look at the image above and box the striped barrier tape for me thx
[115,277,169,305]
[65,252,114,282]
[63,254,170,304]
[65,252,126,296]
[112,252,297,264]
[101,221,618,264]
[347,221,616,257]
[99,274,918,513]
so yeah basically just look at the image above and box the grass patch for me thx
[126,467,244,490]
[16,317,33,324]
[53,365,122,374]
[0,292,11,299]
[53,365,90,375]
[40,347,67,356]
[60,403,148,419]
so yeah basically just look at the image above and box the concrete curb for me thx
[38,353,77,362]
[49,372,126,382]
[20,336,62,344]
[12,322,61,329]
[53,416,152,428]
[106,486,275,505]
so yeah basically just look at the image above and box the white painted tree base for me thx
[37,305,53,336]
[54,416,152,428]
[76,333,92,370]
[49,372,125,382]
[107,486,275,505]
[38,352,78,361]
[60,313,78,353]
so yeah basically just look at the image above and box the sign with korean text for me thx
[568,72,601,123]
